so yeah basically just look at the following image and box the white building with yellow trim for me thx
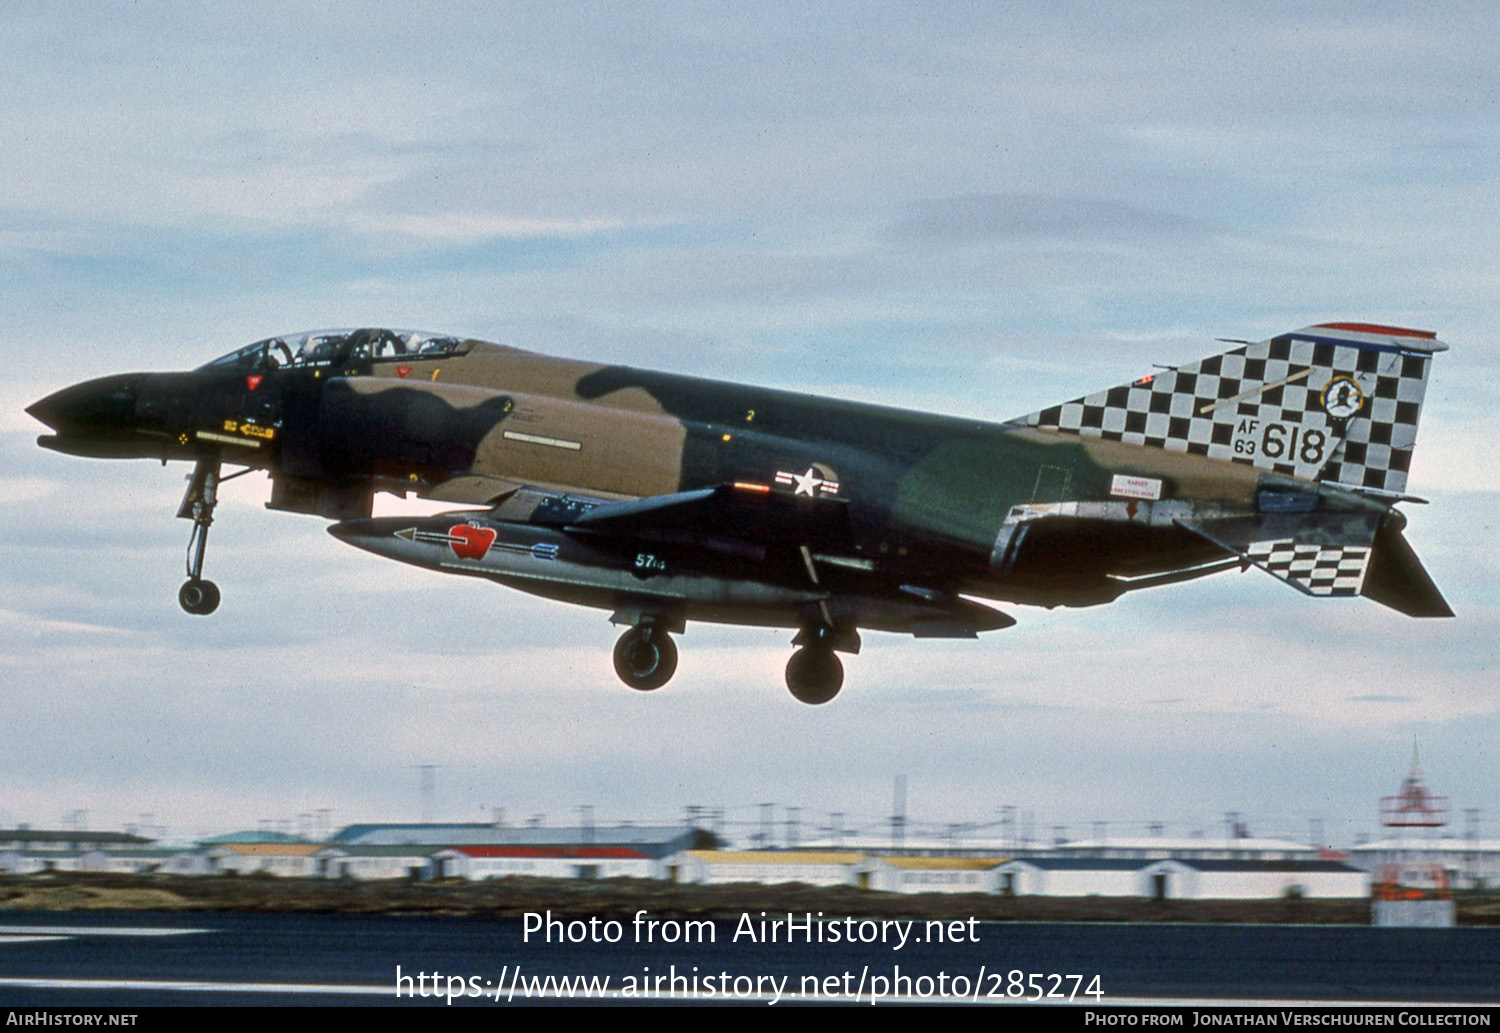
[204,842,325,877]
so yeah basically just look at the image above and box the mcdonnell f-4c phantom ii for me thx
[28,321,1452,703]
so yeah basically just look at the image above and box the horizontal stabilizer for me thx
[1360,520,1453,618]
[1245,540,1372,598]
[1180,512,1382,599]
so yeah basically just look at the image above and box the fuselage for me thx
[31,330,1376,613]
[27,323,1449,701]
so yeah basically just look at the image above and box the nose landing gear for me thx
[178,457,221,615]
[178,577,221,616]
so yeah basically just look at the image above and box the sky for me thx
[1,2,1497,848]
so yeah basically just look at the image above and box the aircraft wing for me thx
[424,473,524,506]
[555,483,855,551]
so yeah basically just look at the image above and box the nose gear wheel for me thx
[178,578,221,615]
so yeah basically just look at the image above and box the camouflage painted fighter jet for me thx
[28,322,1451,703]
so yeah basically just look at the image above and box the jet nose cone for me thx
[27,374,148,433]
[24,392,64,430]
[24,397,52,427]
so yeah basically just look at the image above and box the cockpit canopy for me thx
[199,328,472,371]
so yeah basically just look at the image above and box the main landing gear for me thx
[785,625,848,705]
[178,457,221,615]
[613,622,678,691]
[607,617,857,704]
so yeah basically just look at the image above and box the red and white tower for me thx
[1376,739,1449,899]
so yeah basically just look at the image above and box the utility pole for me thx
[892,776,907,851]
[415,765,440,824]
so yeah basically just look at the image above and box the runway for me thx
[2,911,1497,1007]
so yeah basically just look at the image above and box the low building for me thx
[205,843,324,877]
[0,827,178,875]
[198,830,313,847]
[1348,836,1500,891]
[855,856,1005,894]
[314,845,439,880]
[994,858,1152,897]
[0,849,104,874]
[433,845,659,881]
[0,828,154,856]
[1054,836,1322,863]
[667,850,864,887]
[0,846,184,875]
[160,851,216,876]
[328,823,696,854]
[1142,859,1370,900]
[317,823,699,881]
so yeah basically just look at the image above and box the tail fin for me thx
[1020,322,1447,495]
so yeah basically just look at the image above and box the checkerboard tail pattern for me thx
[1245,540,1372,597]
[1020,323,1447,495]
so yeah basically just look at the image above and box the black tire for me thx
[785,647,843,704]
[179,578,221,616]
[612,626,678,691]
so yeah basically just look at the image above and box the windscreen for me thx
[199,329,469,371]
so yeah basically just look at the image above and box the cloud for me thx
[366,214,629,245]
[0,476,54,504]
[888,193,1204,245]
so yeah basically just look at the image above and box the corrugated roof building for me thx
[1054,836,1321,862]
[666,850,865,887]
[330,823,696,858]
[433,845,660,881]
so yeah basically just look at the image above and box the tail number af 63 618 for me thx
[1261,424,1327,465]
[1233,420,1328,466]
